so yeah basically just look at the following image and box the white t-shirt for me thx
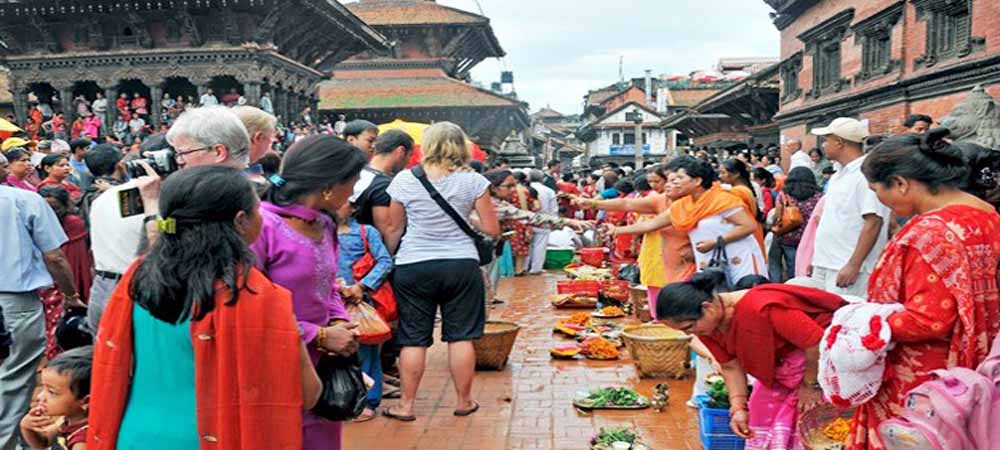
[790,150,815,171]
[530,182,559,232]
[688,207,766,286]
[813,155,891,274]
[89,182,145,274]
[386,169,490,265]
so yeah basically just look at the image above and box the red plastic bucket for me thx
[579,247,606,267]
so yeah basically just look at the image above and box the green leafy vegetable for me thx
[591,427,637,446]
[587,387,643,407]
[707,379,730,409]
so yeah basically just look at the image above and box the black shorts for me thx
[392,259,485,347]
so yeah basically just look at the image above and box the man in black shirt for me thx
[350,129,414,237]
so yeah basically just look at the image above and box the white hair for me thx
[529,169,544,182]
[166,105,251,165]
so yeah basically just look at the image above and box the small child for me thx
[20,346,92,450]
[335,202,393,422]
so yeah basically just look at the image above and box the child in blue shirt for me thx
[336,202,393,422]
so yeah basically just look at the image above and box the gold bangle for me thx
[316,327,327,348]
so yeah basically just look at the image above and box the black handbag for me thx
[311,353,367,421]
[703,236,732,290]
[412,166,496,266]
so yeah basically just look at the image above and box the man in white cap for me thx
[809,118,890,295]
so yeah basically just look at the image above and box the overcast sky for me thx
[436,0,780,115]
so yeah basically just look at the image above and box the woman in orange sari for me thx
[608,156,765,286]
[848,130,1000,449]
[575,166,696,317]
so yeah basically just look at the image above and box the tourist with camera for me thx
[86,105,252,331]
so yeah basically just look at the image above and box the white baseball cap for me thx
[811,118,868,143]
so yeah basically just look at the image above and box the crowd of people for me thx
[1,98,999,450]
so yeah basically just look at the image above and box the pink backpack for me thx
[879,335,1000,450]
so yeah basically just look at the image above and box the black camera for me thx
[125,147,178,179]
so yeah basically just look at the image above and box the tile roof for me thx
[668,89,721,107]
[319,70,522,110]
[345,0,487,26]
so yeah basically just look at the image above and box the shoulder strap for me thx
[411,166,481,241]
[358,223,370,254]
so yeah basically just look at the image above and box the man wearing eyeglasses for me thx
[85,106,252,332]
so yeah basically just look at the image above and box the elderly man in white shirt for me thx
[808,118,890,296]
[780,138,814,173]
[528,169,559,274]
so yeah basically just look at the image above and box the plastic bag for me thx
[311,353,367,421]
[617,263,640,285]
[346,301,392,345]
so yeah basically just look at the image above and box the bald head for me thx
[783,139,802,154]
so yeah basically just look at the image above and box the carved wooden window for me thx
[854,3,903,82]
[913,0,984,67]
[780,53,803,102]
[798,9,854,98]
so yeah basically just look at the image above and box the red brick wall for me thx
[777,0,1000,137]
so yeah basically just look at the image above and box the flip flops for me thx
[382,408,416,422]
[453,401,480,417]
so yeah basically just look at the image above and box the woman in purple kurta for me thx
[249,134,368,450]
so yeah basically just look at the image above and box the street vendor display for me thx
[574,387,650,410]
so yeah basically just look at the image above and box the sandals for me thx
[453,401,480,417]
[382,407,416,422]
[352,409,377,423]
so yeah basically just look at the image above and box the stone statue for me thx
[939,85,1000,149]
[942,86,1000,209]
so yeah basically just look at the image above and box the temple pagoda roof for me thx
[344,0,504,58]
[347,0,488,26]
[318,67,522,109]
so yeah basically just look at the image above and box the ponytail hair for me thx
[267,134,366,206]
[655,270,728,321]
[862,128,968,193]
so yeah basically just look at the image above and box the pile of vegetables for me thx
[707,379,731,409]
[581,387,647,408]
[590,427,638,448]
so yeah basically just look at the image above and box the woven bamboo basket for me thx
[798,403,854,450]
[622,324,692,378]
[472,321,521,371]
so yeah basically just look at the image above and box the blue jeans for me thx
[358,344,383,409]
[768,243,797,282]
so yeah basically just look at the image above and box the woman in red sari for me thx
[657,271,845,450]
[37,185,91,359]
[848,130,1000,449]
[37,154,82,203]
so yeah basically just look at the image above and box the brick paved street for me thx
[343,272,702,450]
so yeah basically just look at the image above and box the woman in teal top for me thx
[114,306,197,449]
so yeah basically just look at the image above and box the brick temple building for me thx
[319,0,529,153]
[766,0,1000,147]
[0,0,388,127]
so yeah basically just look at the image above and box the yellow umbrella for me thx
[377,119,429,146]
[0,117,22,133]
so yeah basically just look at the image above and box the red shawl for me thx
[88,262,304,450]
[726,284,845,387]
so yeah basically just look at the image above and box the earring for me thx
[323,192,333,200]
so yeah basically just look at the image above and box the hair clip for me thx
[156,217,177,234]
[268,174,287,188]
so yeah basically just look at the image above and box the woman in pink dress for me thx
[251,134,368,450]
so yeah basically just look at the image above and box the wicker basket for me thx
[472,321,521,371]
[622,324,692,378]
[797,403,854,450]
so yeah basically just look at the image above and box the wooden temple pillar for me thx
[244,81,262,107]
[149,83,163,128]
[105,86,118,126]
[55,83,75,125]
[11,89,29,126]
